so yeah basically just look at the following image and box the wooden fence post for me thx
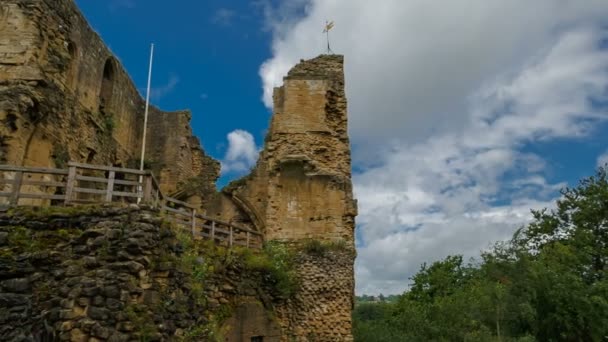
[105,170,115,202]
[210,221,215,242]
[143,175,153,203]
[153,189,159,208]
[229,226,233,248]
[191,209,196,237]
[9,171,23,206]
[64,165,77,205]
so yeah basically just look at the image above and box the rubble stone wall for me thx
[0,206,283,341]
[276,248,356,342]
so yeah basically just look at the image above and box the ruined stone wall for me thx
[0,0,141,167]
[0,206,284,341]
[276,248,355,342]
[1,1,356,338]
[0,0,218,193]
[222,55,356,243]
[146,108,220,195]
[217,55,357,341]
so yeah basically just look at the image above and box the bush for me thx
[244,241,299,298]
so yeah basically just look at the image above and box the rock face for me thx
[0,0,219,194]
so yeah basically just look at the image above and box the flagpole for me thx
[324,20,334,54]
[138,43,154,203]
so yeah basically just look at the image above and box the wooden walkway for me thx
[0,162,262,249]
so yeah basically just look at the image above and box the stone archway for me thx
[230,193,265,235]
[99,57,116,113]
[222,302,281,342]
[65,41,79,89]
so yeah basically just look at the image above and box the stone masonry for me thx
[0,0,357,340]
[0,205,284,341]
[0,0,219,194]
[217,55,357,341]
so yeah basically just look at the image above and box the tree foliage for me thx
[354,166,608,341]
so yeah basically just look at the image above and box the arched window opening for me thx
[99,58,115,113]
[66,41,79,89]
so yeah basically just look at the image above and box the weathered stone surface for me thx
[0,207,294,340]
[0,0,219,203]
[211,56,357,341]
[277,249,355,341]
[1,0,357,339]
[1,277,31,293]
[224,301,282,341]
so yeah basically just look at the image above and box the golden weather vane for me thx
[323,20,335,54]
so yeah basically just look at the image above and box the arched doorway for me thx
[99,58,115,113]
[65,41,79,89]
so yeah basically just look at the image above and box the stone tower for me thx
[219,55,357,341]
[225,55,356,243]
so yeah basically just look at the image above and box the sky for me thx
[77,0,608,295]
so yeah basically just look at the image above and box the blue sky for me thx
[77,0,608,295]
[75,0,273,186]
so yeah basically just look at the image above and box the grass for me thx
[51,144,70,169]
[243,241,299,298]
[300,238,350,257]
[6,204,111,219]
[124,304,158,341]
[0,225,80,257]
[103,114,116,133]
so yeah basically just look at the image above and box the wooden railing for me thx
[0,162,263,249]
[163,197,262,249]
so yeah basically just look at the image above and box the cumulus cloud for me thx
[260,0,608,144]
[598,151,608,168]
[221,130,259,174]
[259,0,608,294]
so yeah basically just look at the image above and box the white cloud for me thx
[260,0,608,295]
[354,29,608,294]
[261,0,608,144]
[598,151,608,168]
[150,73,179,100]
[221,130,259,174]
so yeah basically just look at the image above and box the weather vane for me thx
[323,20,335,54]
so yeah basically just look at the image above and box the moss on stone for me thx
[6,204,111,219]
[123,303,159,340]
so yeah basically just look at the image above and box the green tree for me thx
[353,166,608,342]
[477,166,608,341]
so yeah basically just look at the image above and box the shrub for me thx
[244,241,299,298]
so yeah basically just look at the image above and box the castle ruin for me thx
[0,0,356,340]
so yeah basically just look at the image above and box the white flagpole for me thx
[138,43,154,203]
